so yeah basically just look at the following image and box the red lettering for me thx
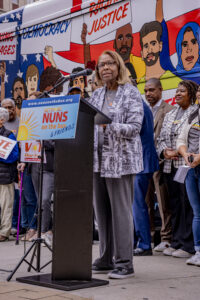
[0,32,14,42]
[55,111,63,122]
[88,1,129,36]
[25,142,32,152]
[112,8,117,24]
[42,111,68,123]
[89,0,115,17]
[50,112,56,123]
[122,2,129,18]
[2,142,12,150]
[62,111,68,122]
[88,20,95,35]
[100,14,107,29]
[0,140,6,147]
[89,2,98,17]
[42,112,50,123]
[107,10,114,26]
[116,6,122,21]
[0,44,16,56]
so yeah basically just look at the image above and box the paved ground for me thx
[0,237,200,300]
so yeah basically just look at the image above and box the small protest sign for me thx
[0,135,17,159]
[20,140,46,163]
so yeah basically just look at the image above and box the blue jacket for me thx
[139,101,159,174]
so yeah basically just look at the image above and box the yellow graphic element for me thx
[17,112,39,141]
[32,144,38,151]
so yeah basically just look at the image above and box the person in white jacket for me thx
[177,84,200,266]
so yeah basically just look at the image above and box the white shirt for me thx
[151,99,163,119]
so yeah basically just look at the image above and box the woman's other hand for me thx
[189,153,200,168]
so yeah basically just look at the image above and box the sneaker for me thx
[163,247,176,256]
[186,252,200,266]
[172,249,192,258]
[92,264,114,273]
[10,228,17,236]
[108,267,134,279]
[154,241,170,252]
[133,248,152,256]
[43,232,53,247]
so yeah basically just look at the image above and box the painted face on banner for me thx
[114,24,133,62]
[26,74,38,97]
[13,81,26,110]
[181,30,199,71]
[73,76,85,93]
[141,31,162,66]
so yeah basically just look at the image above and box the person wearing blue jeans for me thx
[133,100,159,256]
[177,85,200,266]
[185,166,200,251]
[20,167,37,240]
[11,190,20,234]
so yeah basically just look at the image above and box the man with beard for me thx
[113,23,145,82]
[81,22,145,82]
[12,77,28,117]
[137,21,181,94]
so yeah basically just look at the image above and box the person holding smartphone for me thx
[177,84,200,266]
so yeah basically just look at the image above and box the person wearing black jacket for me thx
[0,108,19,242]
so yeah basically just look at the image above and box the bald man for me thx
[113,23,145,81]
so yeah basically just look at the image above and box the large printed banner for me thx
[0,136,17,159]
[17,95,80,141]
[0,22,17,60]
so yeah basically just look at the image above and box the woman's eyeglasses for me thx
[98,61,116,69]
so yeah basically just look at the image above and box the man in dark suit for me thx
[144,78,174,252]
[133,100,159,255]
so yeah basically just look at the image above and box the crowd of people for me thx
[0,50,199,280]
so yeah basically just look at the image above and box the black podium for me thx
[16,99,111,291]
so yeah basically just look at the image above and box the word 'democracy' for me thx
[85,0,131,43]
[0,135,17,160]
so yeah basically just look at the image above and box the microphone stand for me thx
[7,140,52,281]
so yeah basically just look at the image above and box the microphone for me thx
[63,68,93,80]
[38,69,93,99]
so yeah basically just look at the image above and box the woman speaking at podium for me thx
[88,50,144,279]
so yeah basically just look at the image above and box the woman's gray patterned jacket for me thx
[157,104,197,173]
[88,83,144,178]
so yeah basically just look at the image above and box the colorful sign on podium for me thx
[17,95,80,141]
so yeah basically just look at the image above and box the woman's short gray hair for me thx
[0,107,9,122]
